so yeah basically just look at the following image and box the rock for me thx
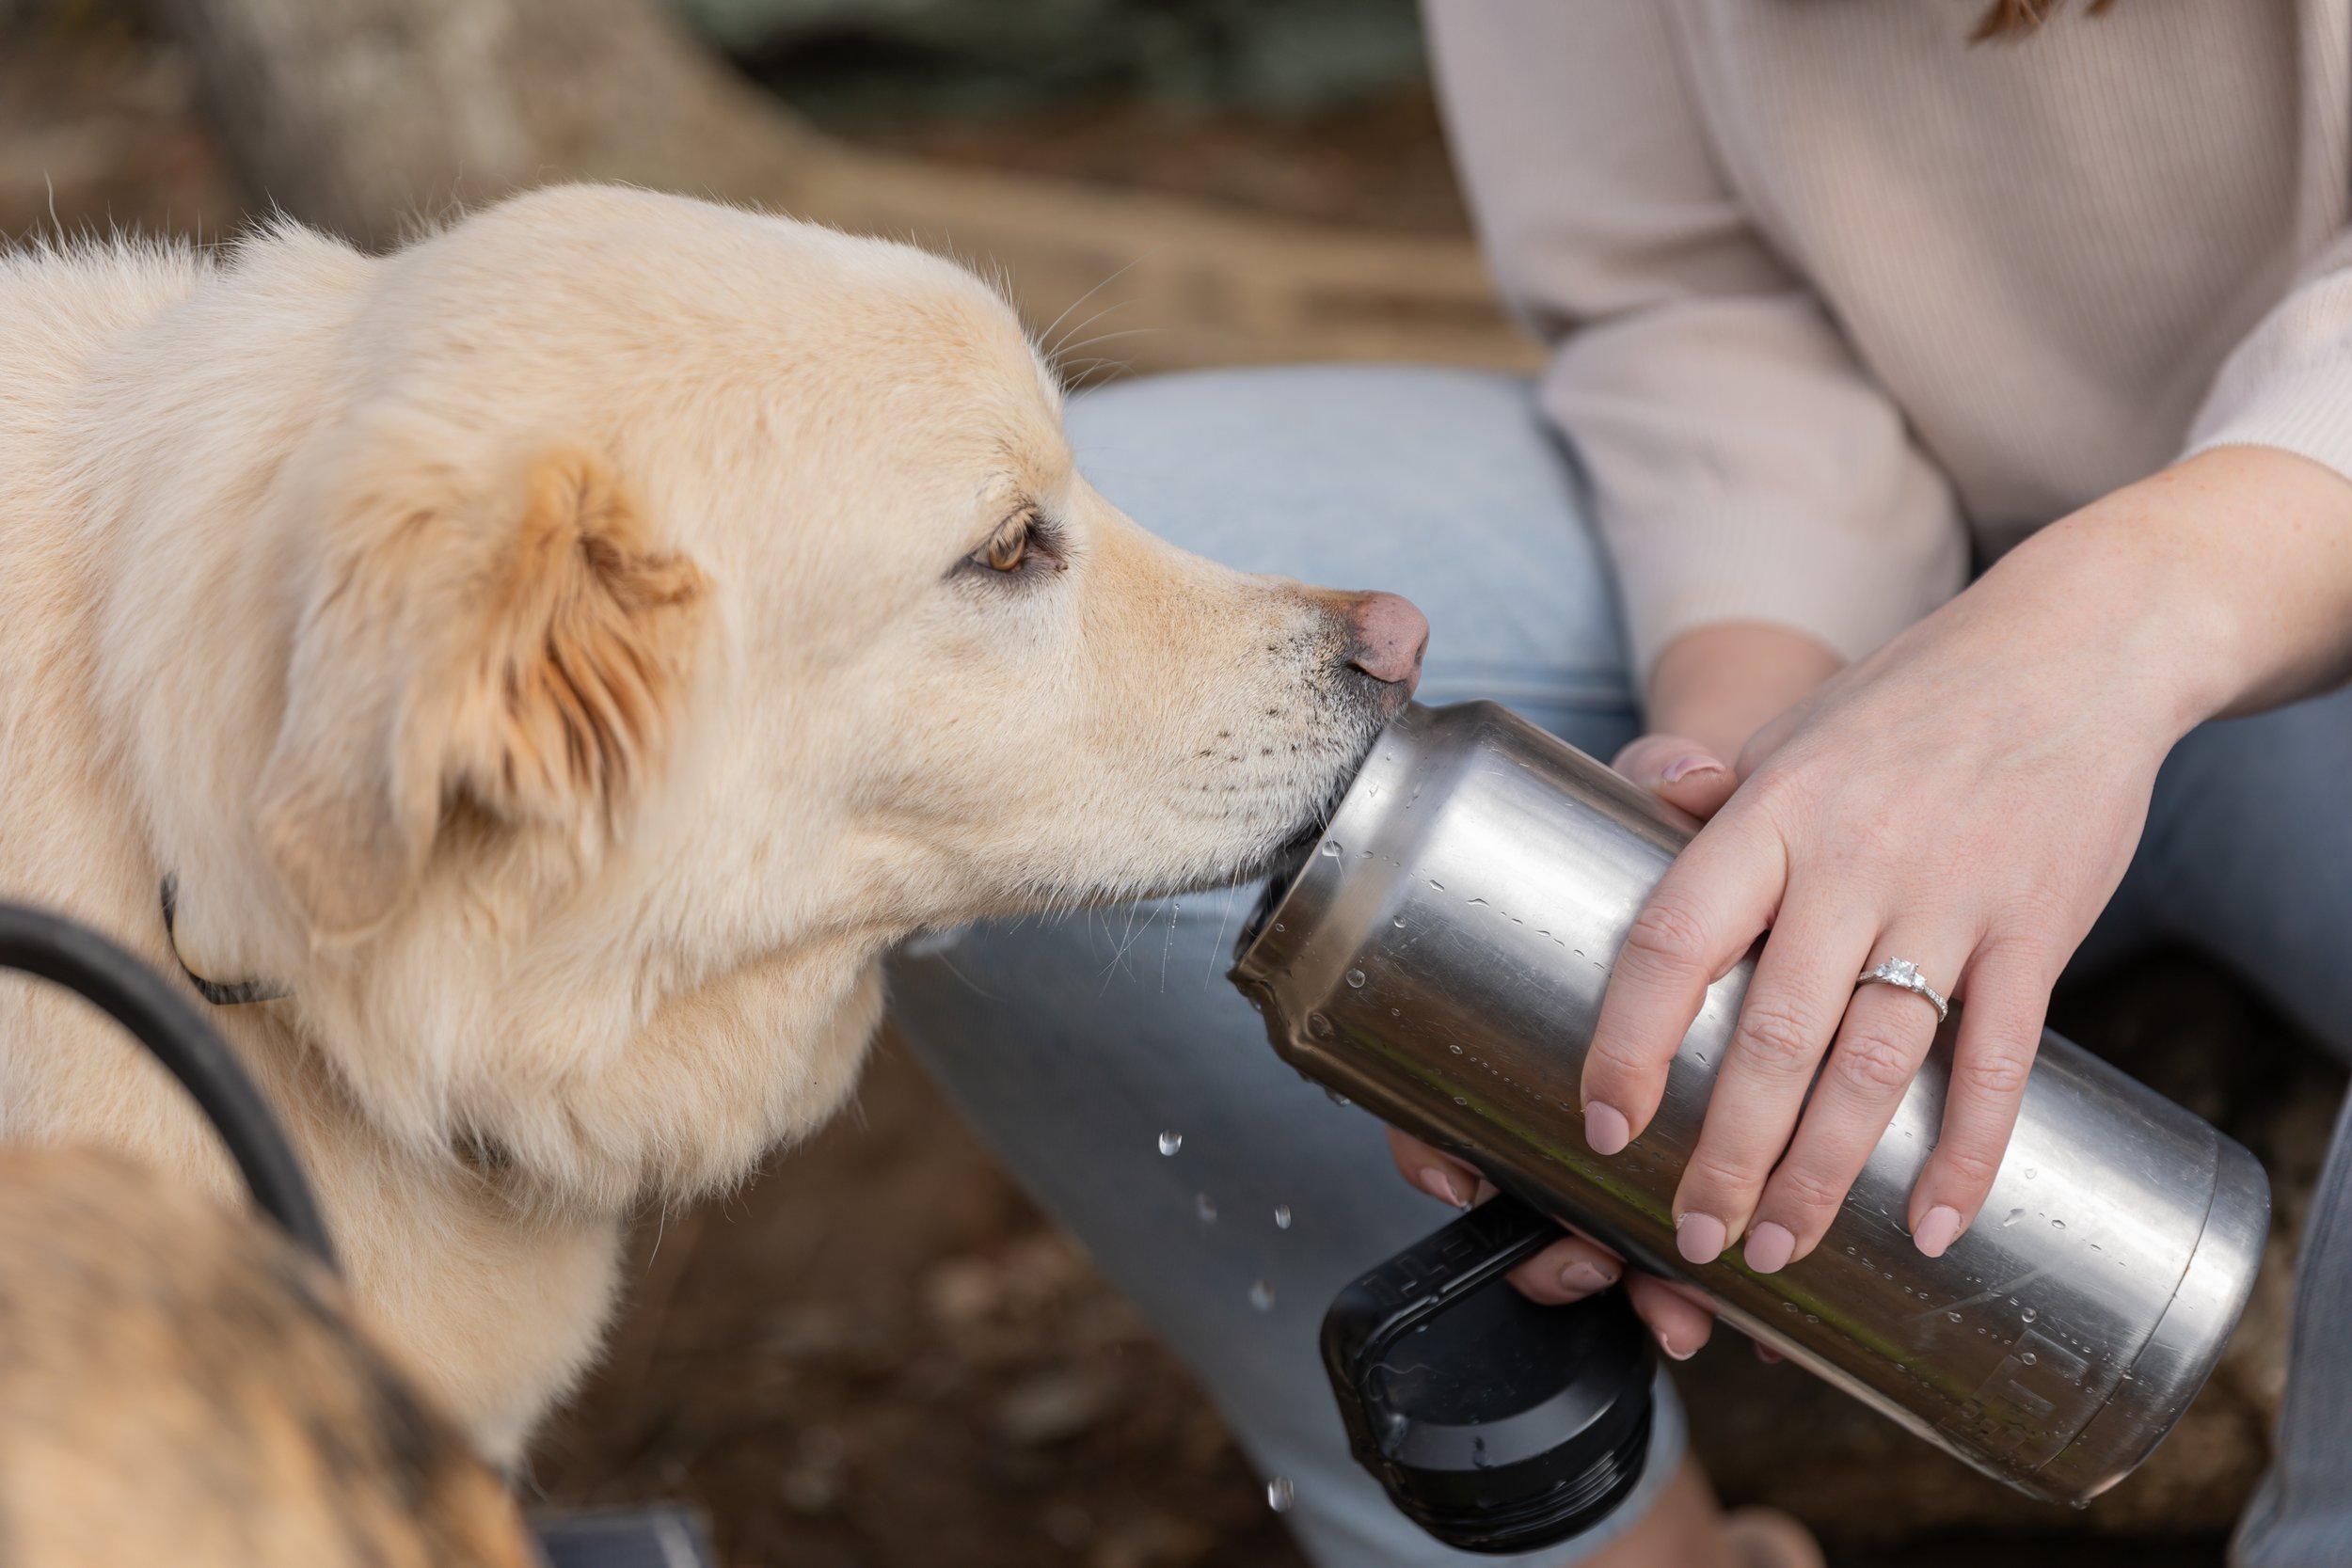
[993,1365,1118,1448]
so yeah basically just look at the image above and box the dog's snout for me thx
[1344,592,1428,696]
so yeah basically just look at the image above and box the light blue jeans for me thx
[887,367,2352,1566]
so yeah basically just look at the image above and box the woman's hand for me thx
[1585,447,2352,1276]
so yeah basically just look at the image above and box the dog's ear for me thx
[259,441,707,941]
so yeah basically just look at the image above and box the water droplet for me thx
[1248,1279,1276,1312]
[1266,1476,1295,1513]
[1453,1096,1468,1106]
[1470,1436,1492,1469]
[1320,842,1341,858]
[1344,969,1366,989]
[1947,1311,1963,1323]
[2025,1167,2038,1180]
[2021,1353,2038,1367]
[1325,1087,1352,1108]
[1274,1205,1293,1229]
[1391,915,1406,927]
[2001,1208,2026,1227]
[2021,1307,2038,1323]
[1782,1301,1799,1312]
[2051,1218,2066,1229]
[1448,1043,1463,1055]
[1844,1245,1856,1255]
[1157,1130,1184,1157]
[1196,1193,1217,1224]
[1306,1012,1334,1038]
[1467,897,1487,908]
[1804,1313,1820,1324]
[1272,923,1285,933]
[1429,879,1444,891]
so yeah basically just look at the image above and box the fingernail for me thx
[1676,1211,1727,1265]
[1661,754,1725,785]
[1657,1328,1696,1362]
[1583,1101,1631,1156]
[1743,1221,1796,1275]
[1417,1166,1470,1210]
[1913,1204,1964,1259]
[1558,1260,1618,1297]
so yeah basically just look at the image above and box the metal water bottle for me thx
[1230,702,2268,1504]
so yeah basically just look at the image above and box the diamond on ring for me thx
[1858,958,1949,1022]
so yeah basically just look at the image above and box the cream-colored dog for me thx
[0,184,1424,1462]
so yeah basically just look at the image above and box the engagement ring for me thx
[1857,958,1948,1022]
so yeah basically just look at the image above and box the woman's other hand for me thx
[1385,624,1839,1359]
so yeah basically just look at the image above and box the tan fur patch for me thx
[0,1148,532,1568]
[453,450,706,828]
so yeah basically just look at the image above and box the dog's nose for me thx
[1345,592,1429,694]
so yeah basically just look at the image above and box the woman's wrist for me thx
[1990,447,2352,738]
[1646,623,1844,764]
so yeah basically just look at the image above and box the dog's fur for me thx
[0,185,1412,1461]
[0,1147,534,1567]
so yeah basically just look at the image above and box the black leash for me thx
[0,900,334,1269]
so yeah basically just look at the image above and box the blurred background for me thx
[3,1,2336,1563]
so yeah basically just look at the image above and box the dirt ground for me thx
[6,9,2328,1565]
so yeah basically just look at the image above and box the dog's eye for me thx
[956,507,1062,585]
[982,516,1030,573]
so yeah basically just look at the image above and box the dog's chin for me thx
[1157,704,1391,902]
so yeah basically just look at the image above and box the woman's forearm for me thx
[1647,623,1843,764]
[1640,444,2352,780]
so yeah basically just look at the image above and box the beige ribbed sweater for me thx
[1424,0,2352,676]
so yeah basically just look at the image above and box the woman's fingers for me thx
[1581,814,1788,1156]
[1627,1275,1717,1361]
[1908,939,2051,1256]
[1384,1129,1647,1310]
[1742,932,1971,1272]
[1386,1125,1476,1210]
[1668,884,1877,1263]
[1611,733,1740,822]
[1509,1232,1626,1305]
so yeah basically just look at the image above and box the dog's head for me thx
[197,187,1420,1200]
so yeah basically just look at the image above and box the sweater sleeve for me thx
[2185,228,2352,477]
[1423,0,1969,678]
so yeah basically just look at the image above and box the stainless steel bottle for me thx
[1230,702,2269,1505]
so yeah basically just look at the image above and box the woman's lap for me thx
[889,366,1671,1567]
[2093,688,2352,1566]
[890,364,2352,1563]
[2090,689,2352,1061]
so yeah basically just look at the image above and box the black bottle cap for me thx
[1321,1194,1656,1555]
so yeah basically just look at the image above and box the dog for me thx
[0,183,1425,1465]
[0,1145,534,1567]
